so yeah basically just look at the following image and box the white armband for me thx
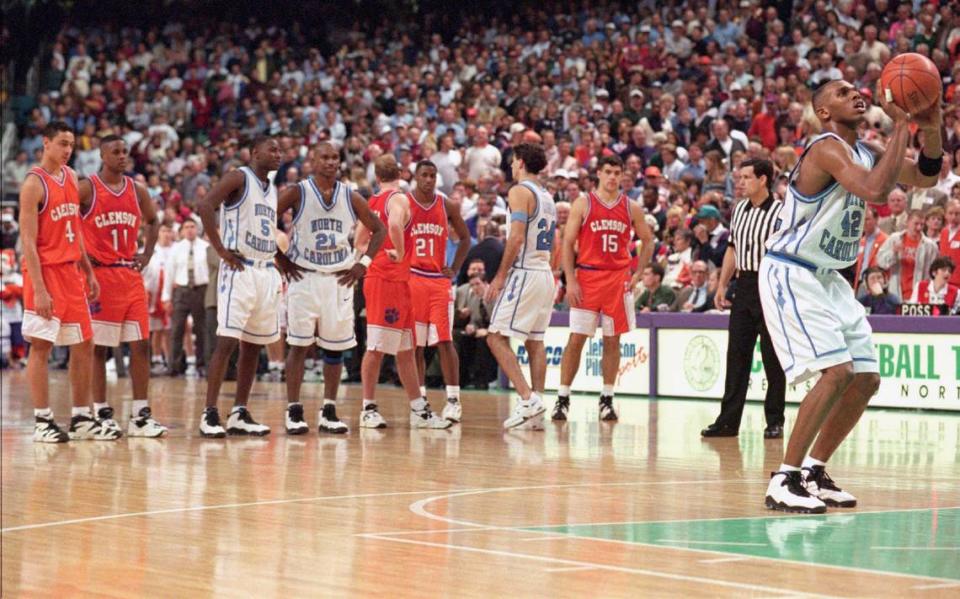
[359,255,372,268]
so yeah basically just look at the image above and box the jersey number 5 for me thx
[535,218,556,251]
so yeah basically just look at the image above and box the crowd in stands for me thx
[3,0,960,374]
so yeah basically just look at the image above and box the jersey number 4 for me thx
[535,218,556,251]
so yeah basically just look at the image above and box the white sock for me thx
[323,398,335,406]
[72,406,92,417]
[802,456,826,470]
[558,385,571,397]
[526,391,541,404]
[132,399,148,414]
[419,385,427,397]
[288,401,303,408]
[94,401,109,414]
[779,463,801,472]
[231,405,244,414]
[305,358,315,369]
[269,361,284,371]
[186,356,196,365]
[602,385,614,397]
[410,397,427,411]
[446,385,460,400]
[363,399,375,408]
[151,356,163,364]
[35,407,53,418]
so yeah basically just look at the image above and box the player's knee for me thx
[856,372,881,397]
[93,345,110,360]
[824,363,855,389]
[29,338,53,356]
[322,350,343,365]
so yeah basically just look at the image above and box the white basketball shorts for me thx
[286,272,356,350]
[217,263,282,344]
[759,255,878,386]
[489,268,556,342]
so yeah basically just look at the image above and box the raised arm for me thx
[134,181,160,270]
[445,196,472,277]
[861,102,943,189]
[198,169,246,270]
[561,195,587,307]
[484,185,533,303]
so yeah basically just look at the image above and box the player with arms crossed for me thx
[79,135,167,437]
[355,155,451,429]
[277,142,386,434]
[408,160,471,423]
[20,121,115,442]
[198,136,304,437]
[552,154,654,421]
[485,143,558,429]
[760,80,942,512]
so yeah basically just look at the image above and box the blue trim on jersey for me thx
[343,184,357,223]
[768,265,796,373]
[520,181,541,223]
[508,271,529,335]
[287,332,316,339]
[226,167,250,209]
[766,251,820,273]
[789,196,825,254]
[308,177,338,211]
[291,181,306,226]
[787,181,839,204]
[220,325,279,339]
[852,356,877,362]
[784,268,846,360]
[489,270,515,324]
[224,268,237,329]
[319,334,356,344]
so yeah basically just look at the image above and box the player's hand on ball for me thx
[86,272,100,302]
[912,100,942,130]
[879,86,910,123]
[34,287,54,320]
[335,263,365,287]
[219,249,246,271]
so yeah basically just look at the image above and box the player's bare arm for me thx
[65,169,98,301]
[336,191,386,287]
[198,169,246,271]
[860,102,943,189]
[561,195,587,307]
[273,185,311,282]
[77,177,93,215]
[18,175,53,319]
[134,181,160,271]
[485,185,533,304]
[444,197,471,278]
[629,200,655,288]
[385,191,410,263]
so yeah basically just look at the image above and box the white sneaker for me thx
[128,407,168,438]
[226,407,270,436]
[765,470,827,513]
[34,415,69,443]
[319,404,349,434]
[285,403,309,435]
[199,407,226,438]
[802,466,857,507]
[97,406,123,434]
[516,413,545,431]
[441,398,462,423]
[599,396,618,421]
[503,393,546,429]
[411,403,453,429]
[185,365,199,378]
[69,413,123,440]
[360,404,387,429]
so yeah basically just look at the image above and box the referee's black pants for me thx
[714,273,786,429]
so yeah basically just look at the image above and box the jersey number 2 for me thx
[536,218,555,251]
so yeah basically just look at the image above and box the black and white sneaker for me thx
[97,406,123,435]
[551,396,570,421]
[765,470,827,513]
[34,415,69,443]
[410,402,453,429]
[69,413,123,440]
[802,466,857,507]
[441,397,462,423]
[360,403,388,429]
[319,404,349,434]
[128,407,168,438]
[285,403,309,435]
[599,396,618,421]
[199,407,227,438]
[226,406,270,436]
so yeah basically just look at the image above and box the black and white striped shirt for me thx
[729,195,783,272]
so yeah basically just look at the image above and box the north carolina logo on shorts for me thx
[683,335,721,392]
[384,307,399,324]
[89,301,102,315]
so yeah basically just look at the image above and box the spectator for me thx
[662,227,693,289]
[878,188,909,235]
[941,200,960,286]
[858,267,900,315]
[924,207,945,239]
[876,210,940,302]
[705,120,746,161]
[464,126,501,181]
[1,209,20,251]
[671,260,712,313]
[457,221,503,285]
[854,206,888,295]
[2,152,30,206]
[432,133,461,195]
[453,274,496,389]
[1,251,24,369]
[910,257,960,313]
[636,263,676,313]
[161,220,209,375]
[692,205,729,269]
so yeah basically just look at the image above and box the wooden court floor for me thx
[2,370,958,597]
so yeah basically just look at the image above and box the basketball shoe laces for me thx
[288,403,305,422]
[806,466,841,492]
[780,471,814,497]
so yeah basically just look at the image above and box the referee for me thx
[701,158,786,439]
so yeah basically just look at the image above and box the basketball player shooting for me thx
[759,80,942,513]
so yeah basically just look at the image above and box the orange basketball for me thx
[879,53,941,114]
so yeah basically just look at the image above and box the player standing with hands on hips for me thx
[759,80,942,513]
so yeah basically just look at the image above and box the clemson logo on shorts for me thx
[384,307,399,324]
[89,301,102,315]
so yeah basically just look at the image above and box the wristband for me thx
[917,151,943,177]
[359,255,372,268]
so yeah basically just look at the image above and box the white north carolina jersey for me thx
[287,178,356,272]
[766,132,875,270]
[220,166,278,262]
[511,179,556,272]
